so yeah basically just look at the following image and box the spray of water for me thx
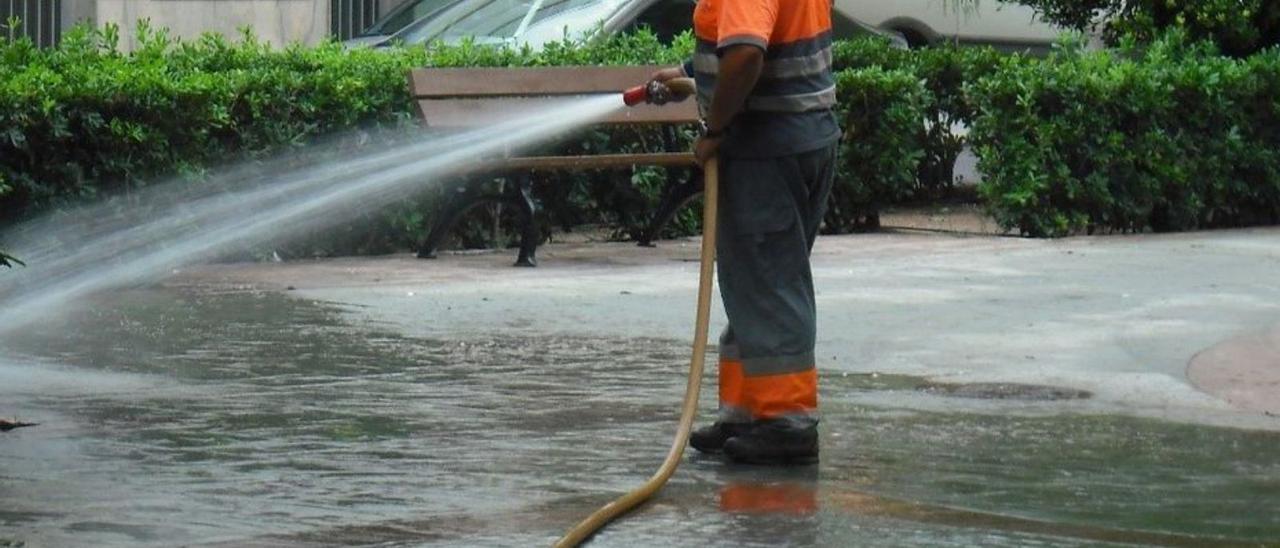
[0,94,624,335]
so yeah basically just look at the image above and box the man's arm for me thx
[695,44,764,165]
[704,44,764,135]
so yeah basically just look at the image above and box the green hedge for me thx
[1,24,427,216]
[827,67,928,231]
[833,37,1006,198]
[969,35,1280,236]
[0,28,996,256]
[0,24,695,222]
[6,25,1280,256]
[0,25,697,256]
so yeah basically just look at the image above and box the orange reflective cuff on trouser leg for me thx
[721,335,747,422]
[721,330,747,425]
[719,359,747,420]
[718,332,750,423]
[741,360,818,421]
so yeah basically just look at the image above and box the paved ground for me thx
[7,225,1280,547]
[1189,323,1280,415]
[177,225,1280,431]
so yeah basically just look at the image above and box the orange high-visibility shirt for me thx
[688,0,840,156]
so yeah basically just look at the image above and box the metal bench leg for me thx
[512,174,539,267]
[418,186,503,260]
[418,189,470,259]
[638,170,704,247]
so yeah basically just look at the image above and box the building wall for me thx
[62,0,98,30]
[94,0,331,49]
[50,0,416,49]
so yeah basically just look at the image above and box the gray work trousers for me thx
[715,143,837,426]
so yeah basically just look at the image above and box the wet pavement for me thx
[3,229,1280,547]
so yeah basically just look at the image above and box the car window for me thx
[363,0,458,36]
[519,0,627,47]
[398,0,604,42]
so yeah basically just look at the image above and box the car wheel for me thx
[890,28,929,49]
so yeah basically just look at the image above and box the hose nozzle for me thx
[622,78,696,107]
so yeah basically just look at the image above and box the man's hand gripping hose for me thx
[622,77,696,107]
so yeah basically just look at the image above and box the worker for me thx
[650,0,839,465]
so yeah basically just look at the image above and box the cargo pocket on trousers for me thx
[723,157,798,237]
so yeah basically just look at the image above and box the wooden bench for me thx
[407,66,702,266]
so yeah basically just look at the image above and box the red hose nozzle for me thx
[623,78,694,107]
[622,83,649,107]
[623,80,678,107]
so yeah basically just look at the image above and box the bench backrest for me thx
[407,66,700,128]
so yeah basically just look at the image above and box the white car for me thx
[347,0,900,50]
[838,0,1067,50]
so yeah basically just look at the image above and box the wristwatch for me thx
[698,118,726,139]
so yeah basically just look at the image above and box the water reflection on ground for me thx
[1,289,1277,547]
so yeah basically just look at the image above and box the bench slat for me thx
[479,153,696,172]
[417,98,698,128]
[408,66,669,98]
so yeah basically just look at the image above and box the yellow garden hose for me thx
[554,156,719,547]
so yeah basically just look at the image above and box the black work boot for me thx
[689,421,751,454]
[723,419,819,465]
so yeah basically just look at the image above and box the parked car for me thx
[837,0,1068,51]
[346,0,904,50]
[344,0,459,48]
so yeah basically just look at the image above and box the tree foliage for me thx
[1007,0,1280,56]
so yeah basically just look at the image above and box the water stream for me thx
[0,94,622,335]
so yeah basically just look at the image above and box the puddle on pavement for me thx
[916,381,1094,401]
[2,288,1278,547]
